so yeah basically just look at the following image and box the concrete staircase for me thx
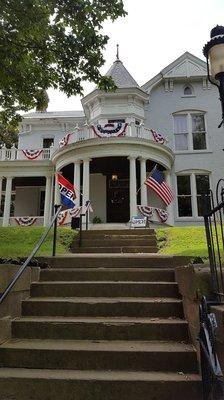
[71,229,158,253]
[0,254,202,400]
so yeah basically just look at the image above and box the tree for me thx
[0,0,126,126]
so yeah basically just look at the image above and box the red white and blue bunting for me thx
[22,149,43,160]
[57,210,68,226]
[69,206,82,218]
[137,205,153,218]
[59,133,72,148]
[151,129,166,145]
[138,205,168,223]
[15,217,37,226]
[155,208,169,223]
[91,122,128,138]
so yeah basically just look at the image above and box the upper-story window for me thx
[173,112,207,151]
[183,85,193,96]
[43,138,54,148]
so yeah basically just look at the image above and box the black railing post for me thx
[86,209,89,231]
[52,204,60,257]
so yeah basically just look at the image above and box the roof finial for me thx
[116,44,119,60]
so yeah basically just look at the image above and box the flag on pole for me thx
[57,174,76,209]
[144,167,174,205]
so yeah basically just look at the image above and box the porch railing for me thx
[203,180,224,300]
[200,180,224,399]
[0,124,168,162]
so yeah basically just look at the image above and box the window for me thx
[43,138,54,148]
[173,112,207,151]
[177,175,192,216]
[184,86,193,96]
[174,115,188,150]
[177,173,210,218]
[108,119,126,123]
[192,114,206,150]
[196,174,210,216]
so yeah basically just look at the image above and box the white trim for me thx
[175,171,211,219]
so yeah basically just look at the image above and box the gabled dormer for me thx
[142,52,209,94]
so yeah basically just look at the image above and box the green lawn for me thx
[157,226,208,259]
[0,225,209,259]
[0,227,77,258]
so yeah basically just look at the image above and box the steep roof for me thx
[105,59,139,88]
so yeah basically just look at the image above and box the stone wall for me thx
[0,264,40,344]
[175,263,224,372]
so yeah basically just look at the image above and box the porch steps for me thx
[71,228,158,253]
[0,254,202,400]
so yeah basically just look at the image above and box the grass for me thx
[0,227,77,258]
[157,226,209,259]
[0,225,213,260]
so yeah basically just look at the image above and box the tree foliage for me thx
[0,0,126,126]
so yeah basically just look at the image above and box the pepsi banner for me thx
[57,174,76,209]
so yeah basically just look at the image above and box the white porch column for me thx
[139,157,147,205]
[44,175,52,227]
[0,177,3,210]
[74,160,81,207]
[165,170,174,226]
[128,156,137,218]
[3,177,13,227]
[83,158,91,206]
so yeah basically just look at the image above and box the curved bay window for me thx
[177,173,210,218]
[173,112,207,151]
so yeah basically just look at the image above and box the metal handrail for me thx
[0,205,62,304]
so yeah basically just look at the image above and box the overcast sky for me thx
[47,0,224,111]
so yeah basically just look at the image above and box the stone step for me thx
[22,297,183,318]
[72,246,158,253]
[39,255,191,269]
[0,339,198,372]
[30,281,179,298]
[82,229,155,236]
[39,268,175,282]
[12,317,189,341]
[73,238,157,247]
[0,368,202,400]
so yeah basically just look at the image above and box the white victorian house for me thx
[0,52,222,228]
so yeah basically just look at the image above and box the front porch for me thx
[0,138,174,227]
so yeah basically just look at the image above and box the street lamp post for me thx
[203,25,224,128]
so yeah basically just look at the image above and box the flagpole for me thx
[135,164,158,196]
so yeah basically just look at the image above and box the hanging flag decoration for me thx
[82,200,93,214]
[155,208,169,223]
[59,133,72,148]
[22,149,43,160]
[91,122,128,138]
[137,205,153,218]
[57,210,68,225]
[151,129,166,145]
[15,217,37,226]
[144,167,174,206]
[57,174,76,209]
[69,206,82,218]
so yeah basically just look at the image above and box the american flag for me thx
[144,167,174,205]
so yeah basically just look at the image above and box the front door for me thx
[107,178,130,222]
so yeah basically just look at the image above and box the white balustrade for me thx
[0,124,167,162]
